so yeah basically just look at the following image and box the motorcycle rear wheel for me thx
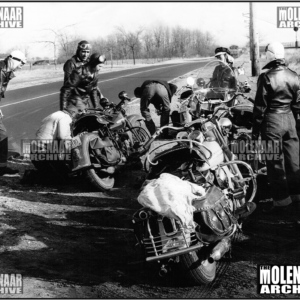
[180,251,216,284]
[85,168,115,191]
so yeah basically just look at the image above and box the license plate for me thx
[71,136,82,149]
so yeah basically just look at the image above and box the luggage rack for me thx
[143,217,202,262]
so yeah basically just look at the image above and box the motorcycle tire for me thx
[180,252,216,284]
[130,120,151,144]
[85,168,115,191]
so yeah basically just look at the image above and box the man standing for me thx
[60,52,106,110]
[63,40,91,84]
[61,41,105,109]
[134,80,177,137]
[252,42,300,214]
[0,50,26,175]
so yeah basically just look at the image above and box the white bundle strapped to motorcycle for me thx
[138,173,206,229]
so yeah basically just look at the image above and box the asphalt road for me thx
[1,60,206,153]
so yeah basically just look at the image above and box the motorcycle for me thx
[171,59,254,131]
[101,91,150,156]
[171,60,265,174]
[69,92,150,191]
[132,104,257,285]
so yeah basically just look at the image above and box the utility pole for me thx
[249,2,260,76]
[294,26,298,48]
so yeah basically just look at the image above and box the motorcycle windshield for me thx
[192,59,242,100]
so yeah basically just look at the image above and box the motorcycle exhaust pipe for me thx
[159,265,168,277]
[208,237,231,263]
[138,210,148,220]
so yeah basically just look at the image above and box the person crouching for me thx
[22,95,86,184]
[134,80,177,138]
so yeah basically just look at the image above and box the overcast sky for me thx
[0,2,299,58]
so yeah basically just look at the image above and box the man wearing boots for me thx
[252,42,300,215]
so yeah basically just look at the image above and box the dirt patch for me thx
[1,56,298,298]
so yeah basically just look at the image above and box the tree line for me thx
[56,24,218,64]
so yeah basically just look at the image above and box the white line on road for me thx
[0,61,204,109]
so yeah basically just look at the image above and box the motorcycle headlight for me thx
[188,130,204,143]
[219,117,232,133]
[215,166,229,189]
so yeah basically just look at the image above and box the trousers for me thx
[140,83,171,135]
[261,112,300,206]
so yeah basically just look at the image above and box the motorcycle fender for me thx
[127,114,145,126]
[71,133,98,172]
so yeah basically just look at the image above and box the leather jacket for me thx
[63,55,86,85]
[60,65,99,110]
[252,59,300,139]
[0,60,15,101]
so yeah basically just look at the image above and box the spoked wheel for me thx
[80,139,115,192]
[180,249,216,284]
[131,127,150,144]
[128,120,151,145]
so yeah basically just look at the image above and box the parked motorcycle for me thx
[170,60,266,173]
[171,59,254,131]
[132,104,257,284]
[69,91,149,191]
[101,91,150,153]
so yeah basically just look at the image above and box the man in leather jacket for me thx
[207,47,238,102]
[134,80,178,137]
[62,41,105,108]
[63,40,91,84]
[0,50,26,176]
[252,42,300,214]
[60,52,106,110]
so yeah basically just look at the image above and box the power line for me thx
[243,13,276,26]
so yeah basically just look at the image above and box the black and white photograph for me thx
[0,1,300,298]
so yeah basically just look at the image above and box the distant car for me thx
[33,60,50,66]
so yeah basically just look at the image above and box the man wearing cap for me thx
[252,41,300,214]
[134,80,178,137]
[63,40,92,84]
[60,52,106,110]
[27,93,86,181]
[61,41,105,109]
[208,47,237,100]
[0,50,26,176]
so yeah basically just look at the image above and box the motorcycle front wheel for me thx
[180,251,216,284]
[130,120,151,143]
[85,168,115,191]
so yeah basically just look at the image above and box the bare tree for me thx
[57,31,81,60]
[153,24,165,60]
[142,30,154,61]
[117,27,143,65]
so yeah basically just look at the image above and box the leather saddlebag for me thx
[90,136,121,167]
[193,185,237,243]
